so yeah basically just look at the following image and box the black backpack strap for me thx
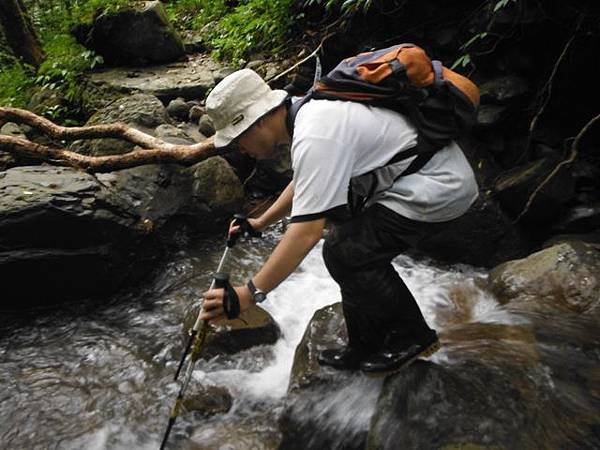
[286,92,313,138]
[401,149,436,176]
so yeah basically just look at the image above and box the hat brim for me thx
[213,89,289,148]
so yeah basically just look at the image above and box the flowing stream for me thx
[0,225,585,449]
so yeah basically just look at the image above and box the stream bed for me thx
[1,226,598,450]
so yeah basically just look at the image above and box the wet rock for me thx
[188,417,281,450]
[166,97,194,121]
[492,156,575,227]
[72,1,185,66]
[154,124,196,145]
[281,302,377,450]
[488,241,600,314]
[415,194,530,267]
[183,305,280,358]
[288,302,348,392]
[367,318,600,449]
[182,384,232,417]
[0,166,157,308]
[479,75,529,104]
[87,53,220,103]
[198,114,215,138]
[70,94,169,156]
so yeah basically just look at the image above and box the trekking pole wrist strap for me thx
[213,272,240,319]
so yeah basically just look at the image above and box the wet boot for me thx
[360,329,440,375]
[317,346,371,370]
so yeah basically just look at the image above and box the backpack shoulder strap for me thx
[285,92,313,137]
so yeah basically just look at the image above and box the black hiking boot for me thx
[317,346,371,371]
[360,329,440,376]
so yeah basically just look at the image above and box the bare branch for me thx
[0,107,218,173]
[513,113,600,224]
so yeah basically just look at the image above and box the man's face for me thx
[237,121,277,160]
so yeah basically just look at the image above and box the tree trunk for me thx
[0,0,45,68]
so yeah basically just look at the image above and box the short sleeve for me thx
[290,134,354,222]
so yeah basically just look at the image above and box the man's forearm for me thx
[257,181,294,228]
[252,218,324,293]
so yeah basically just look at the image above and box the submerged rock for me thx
[73,1,185,66]
[188,417,281,450]
[488,241,600,314]
[0,166,158,308]
[182,384,232,417]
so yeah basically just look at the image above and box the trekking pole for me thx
[160,214,261,450]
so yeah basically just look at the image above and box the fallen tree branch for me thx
[0,107,217,172]
[513,112,600,224]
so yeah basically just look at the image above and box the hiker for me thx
[199,61,479,374]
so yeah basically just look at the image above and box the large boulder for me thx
[488,241,600,314]
[94,156,244,242]
[73,1,185,66]
[0,166,157,308]
[70,94,170,156]
[280,303,370,450]
[367,295,600,449]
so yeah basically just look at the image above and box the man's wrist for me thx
[247,278,267,303]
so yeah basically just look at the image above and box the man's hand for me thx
[229,217,264,236]
[200,285,254,322]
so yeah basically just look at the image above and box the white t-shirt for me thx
[290,99,479,223]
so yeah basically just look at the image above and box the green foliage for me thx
[451,0,518,71]
[0,64,35,107]
[35,33,104,119]
[302,0,373,15]
[167,0,296,63]
[165,0,228,31]
[210,0,295,62]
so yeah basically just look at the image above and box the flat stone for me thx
[87,54,221,103]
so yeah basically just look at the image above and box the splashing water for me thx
[0,229,521,449]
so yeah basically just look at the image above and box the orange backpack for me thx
[287,43,480,214]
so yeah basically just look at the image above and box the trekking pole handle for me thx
[227,213,262,248]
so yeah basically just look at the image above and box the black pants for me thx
[322,203,447,352]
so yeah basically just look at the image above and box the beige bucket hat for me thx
[206,69,289,148]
